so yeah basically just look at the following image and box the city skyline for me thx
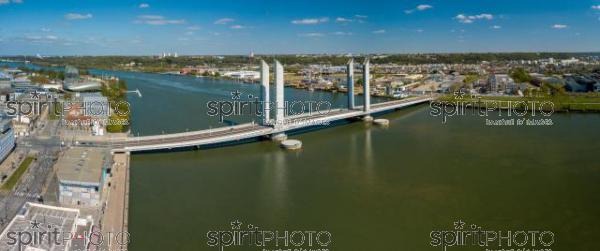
[1,0,600,55]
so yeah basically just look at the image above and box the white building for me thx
[224,71,260,80]
[56,147,108,207]
[488,74,515,93]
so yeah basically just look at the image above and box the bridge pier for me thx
[347,59,355,110]
[362,59,372,122]
[260,60,270,125]
[271,133,287,142]
[274,60,285,128]
[363,58,371,113]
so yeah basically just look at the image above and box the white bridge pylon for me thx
[346,58,371,112]
[258,58,372,127]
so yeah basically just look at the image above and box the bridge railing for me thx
[123,122,259,142]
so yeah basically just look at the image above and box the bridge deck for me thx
[111,96,433,152]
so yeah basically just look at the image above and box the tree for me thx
[463,74,479,84]
[106,114,124,133]
[510,68,533,83]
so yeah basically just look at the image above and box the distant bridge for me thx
[110,59,434,153]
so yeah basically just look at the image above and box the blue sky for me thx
[1,0,600,55]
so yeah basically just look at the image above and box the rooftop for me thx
[56,147,107,186]
[0,203,81,251]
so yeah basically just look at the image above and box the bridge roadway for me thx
[111,96,433,153]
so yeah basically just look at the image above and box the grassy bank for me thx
[1,156,34,191]
[438,93,600,112]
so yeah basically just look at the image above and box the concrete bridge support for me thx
[363,58,371,112]
[274,60,285,127]
[260,60,270,125]
[347,59,355,110]
[362,59,372,121]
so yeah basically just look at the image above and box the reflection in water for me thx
[364,127,374,184]
[349,131,358,171]
[272,150,288,212]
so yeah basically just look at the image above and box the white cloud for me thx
[65,13,93,20]
[332,31,353,36]
[592,5,600,10]
[335,17,352,23]
[291,17,329,25]
[230,25,244,29]
[416,29,424,33]
[552,24,568,29]
[21,34,63,44]
[214,18,235,25]
[299,33,324,37]
[417,4,433,11]
[136,15,185,25]
[139,3,149,8]
[138,15,163,19]
[372,29,386,34]
[187,25,201,30]
[491,25,502,29]
[41,28,51,32]
[455,13,493,24]
[405,4,433,14]
[0,0,23,5]
[353,15,367,23]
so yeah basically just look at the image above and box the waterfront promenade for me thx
[99,153,130,251]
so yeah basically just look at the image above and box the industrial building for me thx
[56,147,109,207]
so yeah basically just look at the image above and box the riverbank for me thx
[100,153,130,250]
[438,93,600,112]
